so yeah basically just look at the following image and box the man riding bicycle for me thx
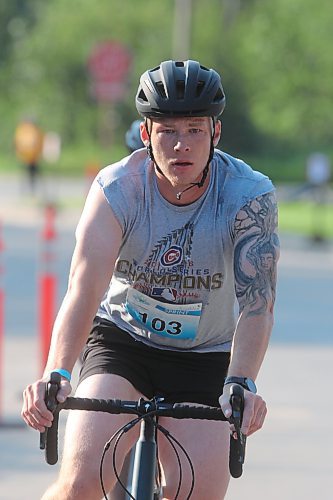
[22,59,279,499]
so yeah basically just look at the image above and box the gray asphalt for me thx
[0,173,332,499]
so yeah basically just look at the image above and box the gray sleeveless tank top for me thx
[95,148,274,353]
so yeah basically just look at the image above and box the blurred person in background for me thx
[22,59,279,499]
[306,152,332,242]
[14,116,44,195]
[125,118,144,153]
[306,152,331,203]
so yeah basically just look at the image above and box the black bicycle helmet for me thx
[135,60,226,118]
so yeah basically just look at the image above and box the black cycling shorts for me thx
[79,317,230,407]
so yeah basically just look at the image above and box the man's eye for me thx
[190,128,202,133]
[158,128,174,134]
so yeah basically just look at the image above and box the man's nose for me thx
[174,138,190,151]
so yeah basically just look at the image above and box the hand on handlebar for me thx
[21,375,71,433]
[219,384,267,436]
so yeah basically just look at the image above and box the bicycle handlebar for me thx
[40,372,246,477]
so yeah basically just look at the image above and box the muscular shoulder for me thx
[214,151,275,215]
[97,149,148,188]
[215,151,270,183]
[95,149,149,230]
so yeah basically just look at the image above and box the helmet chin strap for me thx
[176,140,214,200]
[145,118,216,202]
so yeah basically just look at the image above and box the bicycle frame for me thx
[130,414,158,499]
[113,418,162,500]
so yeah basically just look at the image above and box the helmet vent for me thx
[176,80,185,99]
[155,81,167,99]
[137,89,148,103]
[195,81,205,97]
[214,88,224,102]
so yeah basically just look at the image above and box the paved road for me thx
[0,174,332,499]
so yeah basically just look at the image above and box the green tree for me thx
[229,0,333,151]
[0,0,41,65]
[1,0,333,170]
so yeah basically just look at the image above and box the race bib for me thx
[125,288,202,340]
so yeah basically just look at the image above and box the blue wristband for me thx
[51,368,71,382]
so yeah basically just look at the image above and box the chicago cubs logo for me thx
[160,245,183,267]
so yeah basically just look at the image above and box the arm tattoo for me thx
[234,191,280,316]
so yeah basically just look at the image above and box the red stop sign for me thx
[88,41,132,102]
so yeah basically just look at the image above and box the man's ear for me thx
[213,120,222,147]
[140,119,150,146]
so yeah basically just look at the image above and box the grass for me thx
[244,153,307,184]
[278,200,333,239]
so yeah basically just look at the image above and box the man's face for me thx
[141,116,221,192]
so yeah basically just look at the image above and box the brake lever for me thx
[230,384,244,441]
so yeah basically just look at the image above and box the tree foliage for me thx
[231,0,333,150]
[1,0,332,162]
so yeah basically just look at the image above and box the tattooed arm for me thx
[219,191,280,435]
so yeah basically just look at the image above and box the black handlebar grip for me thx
[45,411,60,465]
[229,433,246,478]
[40,372,62,464]
[228,384,246,478]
